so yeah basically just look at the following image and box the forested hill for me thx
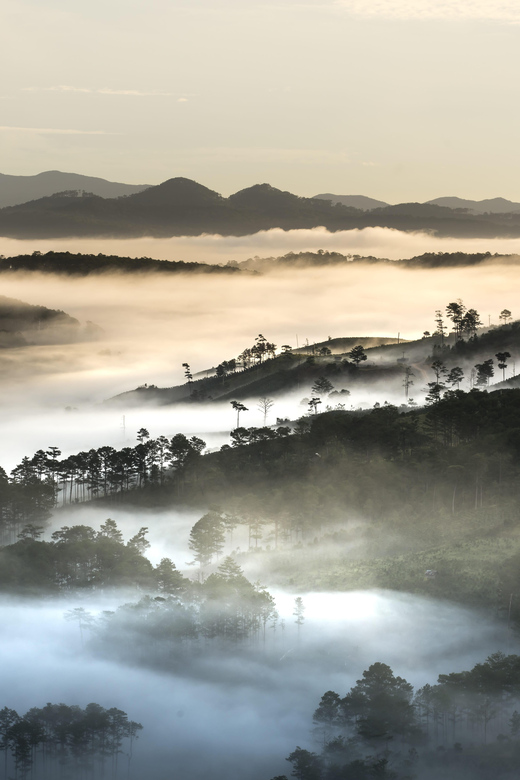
[0,294,88,347]
[4,177,520,238]
[237,249,511,271]
[106,336,407,407]
[0,251,241,276]
[6,387,520,615]
[0,250,514,277]
[107,318,520,407]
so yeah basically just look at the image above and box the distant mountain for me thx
[0,171,151,208]
[313,193,390,210]
[317,193,520,214]
[3,177,520,239]
[427,196,520,214]
[0,178,364,238]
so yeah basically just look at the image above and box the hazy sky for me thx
[3,0,520,202]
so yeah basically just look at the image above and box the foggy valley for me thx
[5,0,520,773]
[0,231,520,779]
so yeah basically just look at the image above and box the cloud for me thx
[4,227,520,264]
[0,126,114,135]
[334,0,520,22]
[22,86,173,97]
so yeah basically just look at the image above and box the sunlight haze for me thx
[3,0,520,200]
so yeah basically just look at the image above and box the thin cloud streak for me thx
[0,126,116,135]
[22,86,174,97]
[334,0,520,22]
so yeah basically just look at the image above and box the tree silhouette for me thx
[496,351,511,382]
[136,428,149,444]
[230,400,248,427]
[402,365,414,398]
[188,512,225,568]
[348,345,367,366]
[293,596,305,637]
[64,607,94,647]
[308,397,321,415]
[446,299,466,339]
[311,377,334,396]
[447,366,464,389]
[286,747,321,780]
[434,309,447,344]
[342,662,415,742]
[475,358,494,386]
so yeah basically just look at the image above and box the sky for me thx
[2,0,520,202]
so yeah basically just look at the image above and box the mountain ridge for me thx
[3,177,520,238]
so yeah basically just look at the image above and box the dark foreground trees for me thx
[277,654,520,780]
[0,432,207,545]
[0,702,142,780]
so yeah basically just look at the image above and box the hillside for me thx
[95,385,520,616]
[105,318,520,411]
[105,336,407,408]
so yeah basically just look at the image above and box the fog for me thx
[1,231,519,778]
[0,235,517,468]
[4,226,520,263]
[0,590,510,779]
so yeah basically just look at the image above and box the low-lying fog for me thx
[0,590,510,780]
[0,229,518,779]
[4,225,520,264]
[0,231,518,467]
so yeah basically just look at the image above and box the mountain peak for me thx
[228,183,303,209]
[129,177,223,207]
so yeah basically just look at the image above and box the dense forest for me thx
[0,702,142,780]
[4,383,520,616]
[272,654,520,780]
